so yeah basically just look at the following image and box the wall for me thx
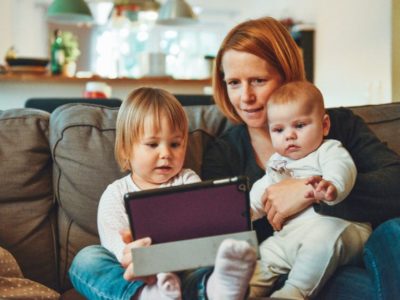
[0,0,394,108]
[196,0,392,106]
[0,0,49,58]
[315,0,391,106]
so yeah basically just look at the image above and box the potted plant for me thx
[61,31,80,77]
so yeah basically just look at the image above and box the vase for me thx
[62,61,77,77]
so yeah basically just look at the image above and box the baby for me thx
[250,81,372,299]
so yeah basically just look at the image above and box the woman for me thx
[202,16,400,299]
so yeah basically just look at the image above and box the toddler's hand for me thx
[119,229,156,283]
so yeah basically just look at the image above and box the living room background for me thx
[0,0,394,107]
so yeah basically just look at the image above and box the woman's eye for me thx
[251,78,266,85]
[227,80,240,88]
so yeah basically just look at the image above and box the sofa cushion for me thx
[49,103,217,290]
[350,102,400,155]
[0,108,58,290]
[50,104,122,290]
[185,104,233,136]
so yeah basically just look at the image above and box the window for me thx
[49,6,225,79]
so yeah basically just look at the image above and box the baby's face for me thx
[268,101,330,160]
[129,114,186,190]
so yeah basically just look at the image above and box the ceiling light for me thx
[157,0,197,25]
[47,0,93,24]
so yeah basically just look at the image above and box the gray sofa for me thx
[0,101,399,299]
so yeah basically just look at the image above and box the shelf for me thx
[0,73,211,85]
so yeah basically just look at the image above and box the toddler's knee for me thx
[71,245,108,269]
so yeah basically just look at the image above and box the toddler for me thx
[96,87,256,300]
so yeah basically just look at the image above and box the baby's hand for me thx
[119,229,156,283]
[305,176,337,202]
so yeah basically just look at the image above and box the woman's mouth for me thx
[242,107,263,117]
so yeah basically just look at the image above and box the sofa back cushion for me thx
[0,109,58,290]
[350,103,400,155]
[49,103,217,290]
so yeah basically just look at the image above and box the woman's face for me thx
[222,50,283,128]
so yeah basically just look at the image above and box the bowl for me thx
[6,58,49,67]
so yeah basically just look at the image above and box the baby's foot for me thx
[157,272,182,299]
[207,239,257,300]
[138,272,181,300]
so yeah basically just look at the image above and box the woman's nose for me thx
[240,84,255,103]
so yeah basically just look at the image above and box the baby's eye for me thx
[271,127,283,133]
[295,123,306,129]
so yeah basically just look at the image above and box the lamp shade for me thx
[47,0,93,24]
[157,0,197,25]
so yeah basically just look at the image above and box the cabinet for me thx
[293,26,315,82]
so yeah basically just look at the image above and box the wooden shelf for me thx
[0,73,211,85]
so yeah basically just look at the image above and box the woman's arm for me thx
[318,108,400,227]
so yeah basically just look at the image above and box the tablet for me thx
[124,176,251,244]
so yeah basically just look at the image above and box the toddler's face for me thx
[268,101,330,160]
[129,115,186,189]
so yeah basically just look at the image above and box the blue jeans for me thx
[69,218,400,300]
[69,245,212,300]
[69,245,145,300]
[317,218,400,300]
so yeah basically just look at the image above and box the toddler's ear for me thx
[322,114,331,136]
[121,150,131,171]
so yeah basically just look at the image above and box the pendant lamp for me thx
[114,0,160,22]
[47,0,93,24]
[157,0,197,25]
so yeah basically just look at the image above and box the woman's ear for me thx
[322,114,331,136]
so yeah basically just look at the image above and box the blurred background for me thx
[0,0,397,107]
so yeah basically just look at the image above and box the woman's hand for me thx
[119,229,156,284]
[262,178,315,231]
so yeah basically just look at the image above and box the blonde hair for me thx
[115,87,188,171]
[213,16,306,123]
[268,81,325,116]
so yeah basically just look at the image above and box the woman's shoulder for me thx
[326,107,362,142]
[205,124,250,157]
[327,106,356,121]
[219,124,249,143]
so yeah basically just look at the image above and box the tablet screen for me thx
[124,176,251,244]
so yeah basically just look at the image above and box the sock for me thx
[206,239,257,300]
[138,272,182,300]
